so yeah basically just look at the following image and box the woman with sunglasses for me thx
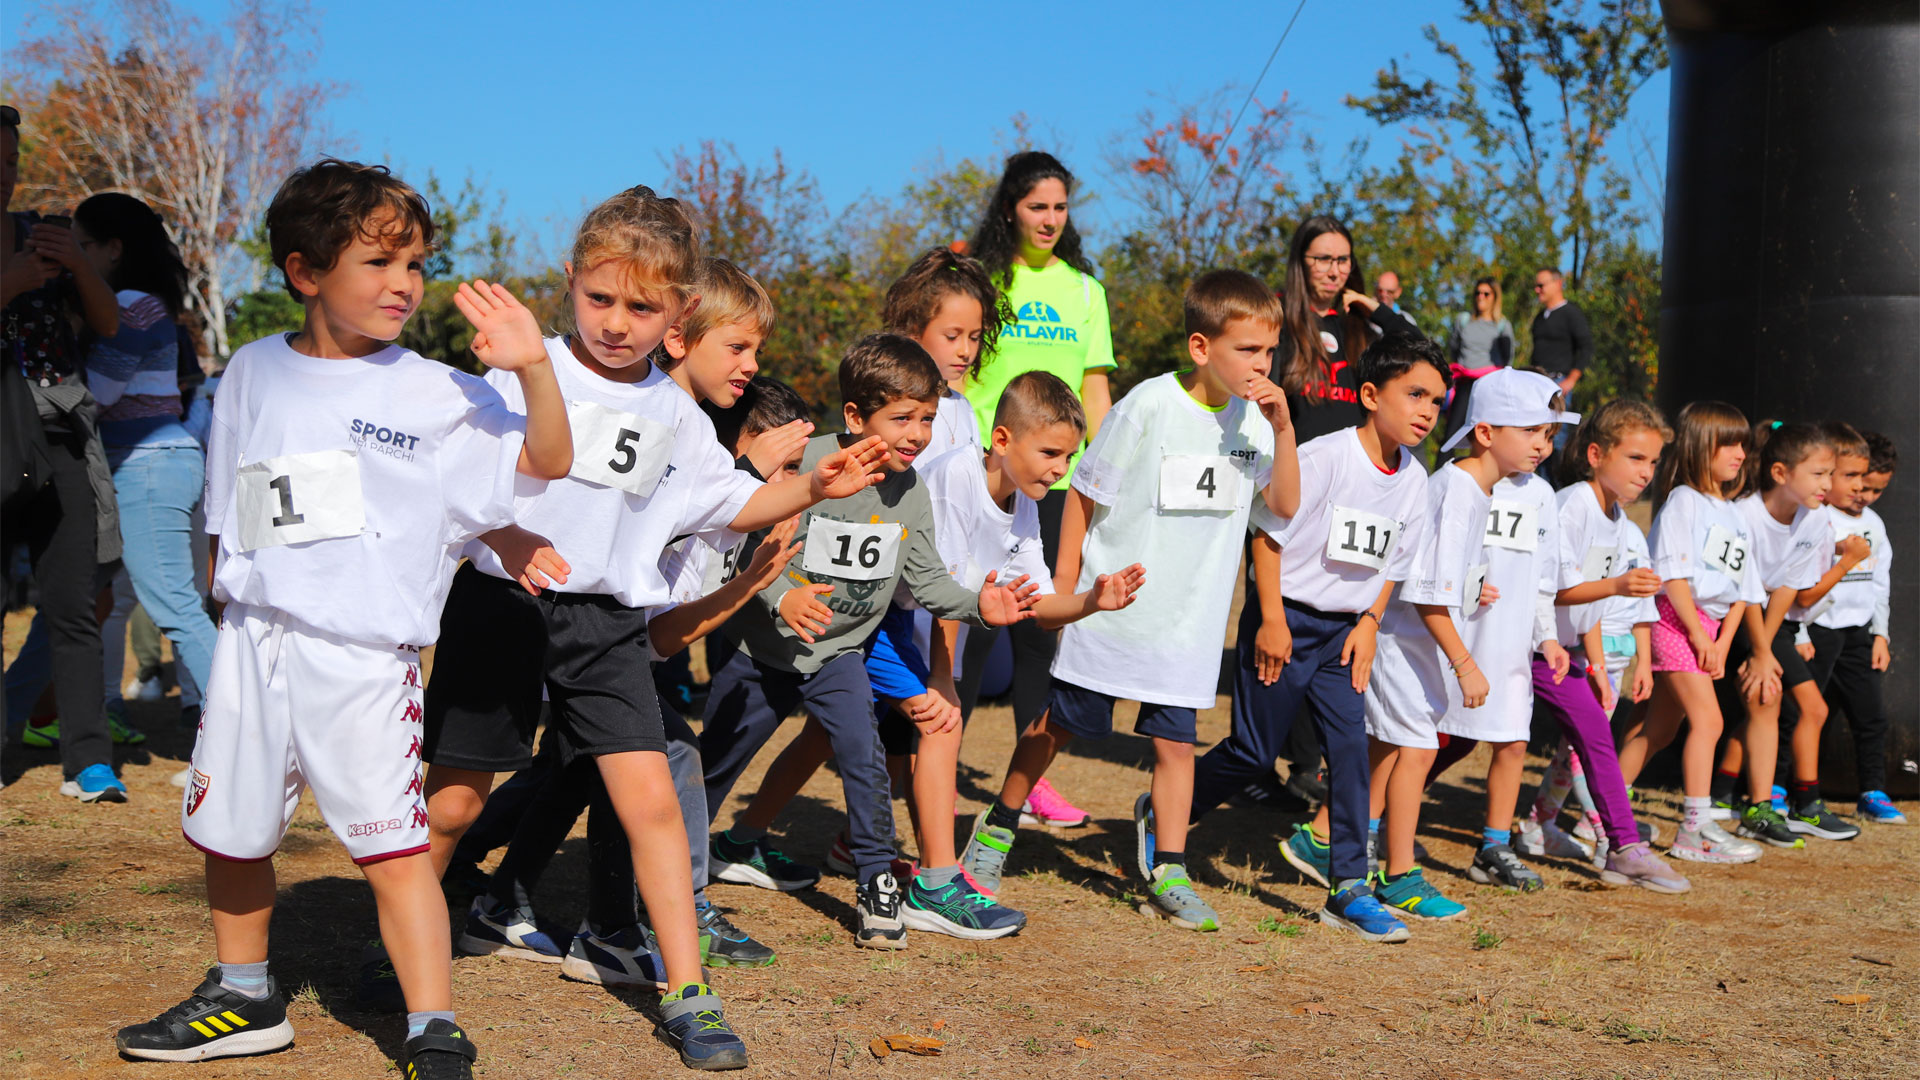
[1443,275,1515,439]
[1275,215,1423,443]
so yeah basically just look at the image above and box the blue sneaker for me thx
[60,762,128,803]
[1373,867,1467,921]
[660,983,749,1071]
[1857,791,1908,825]
[1279,823,1332,889]
[902,872,1027,940]
[457,897,567,963]
[1320,882,1410,943]
[1132,792,1155,881]
[1770,784,1788,815]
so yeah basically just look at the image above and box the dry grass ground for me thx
[4,608,1915,1079]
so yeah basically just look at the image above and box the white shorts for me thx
[1436,659,1533,743]
[1364,628,1446,750]
[183,603,429,865]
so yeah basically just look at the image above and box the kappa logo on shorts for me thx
[405,735,423,759]
[402,665,422,688]
[411,806,430,828]
[185,769,211,816]
[347,817,405,838]
[400,700,423,723]
[404,772,424,796]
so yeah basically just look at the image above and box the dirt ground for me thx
[4,608,1915,1080]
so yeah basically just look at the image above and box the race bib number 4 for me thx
[1159,454,1241,512]
[568,401,674,496]
[1702,523,1749,583]
[802,519,904,582]
[1484,500,1539,552]
[234,449,365,552]
[1325,505,1400,571]
[1581,544,1619,582]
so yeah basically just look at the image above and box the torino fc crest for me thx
[186,769,211,816]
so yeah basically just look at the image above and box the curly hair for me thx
[965,151,1097,285]
[266,158,435,301]
[881,246,1011,379]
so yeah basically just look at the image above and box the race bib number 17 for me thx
[234,449,365,552]
[1483,500,1538,552]
[1325,505,1400,571]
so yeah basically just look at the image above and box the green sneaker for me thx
[1736,804,1805,849]
[1139,864,1219,931]
[1279,823,1332,888]
[1373,867,1467,921]
[108,707,147,746]
[902,872,1026,940]
[21,720,58,748]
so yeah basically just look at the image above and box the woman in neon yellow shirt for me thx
[956,151,1115,831]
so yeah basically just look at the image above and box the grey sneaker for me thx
[1468,843,1544,892]
[1600,842,1691,894]
[1138,864,1219,931]
[959,810,1015,897]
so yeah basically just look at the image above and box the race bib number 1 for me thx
[1483,499,1538,552]
[234,449,365,552]
[1325,505,1400,571]
[1159,454,1240,512]
[802,519,903,582]
[568,401,674,496]
[1702,523,1748,583]
[1465,563,1489,609]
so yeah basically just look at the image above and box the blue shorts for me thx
[1046,677,1198,744]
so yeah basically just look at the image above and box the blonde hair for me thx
[681,258,774,346]
[557,185,700,334]
[1656,400,1749,502]
[1471,275,1503,321]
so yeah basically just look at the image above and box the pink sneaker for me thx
[1021,778,1091,828]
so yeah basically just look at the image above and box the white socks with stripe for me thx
[218,961,271,1001]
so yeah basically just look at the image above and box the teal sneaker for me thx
[21,720,58,749]
[1279,823,1332,889]
[1139,864,1219,931]
[1373,867,1467,921]
[709,832,819,892]
[902,872,1026,940]
[958,811,1015,897]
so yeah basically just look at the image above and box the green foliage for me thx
[223,288,304,356]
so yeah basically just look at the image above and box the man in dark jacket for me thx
[1529,267,1591,395]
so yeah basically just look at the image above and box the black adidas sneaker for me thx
[116,968,295,1061]
[404,1018,478,1079]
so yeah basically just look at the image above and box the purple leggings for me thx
[1531,655,1643,848]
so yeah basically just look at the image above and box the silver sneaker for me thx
[1601,843,1691,893]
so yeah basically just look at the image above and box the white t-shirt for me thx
[1255,427,1430,614]
[1649,485,1765,619]
[1554,482,1644,646]
[1366,463,1489,745]
[914,447,1054,675]
[1597,524,1657,640]
[464,338,758,608]
[203,334,525,645]
[1441,471,1558,740]
[923,390,981,469]
[1794,505,1892,633]
[1051,373,1275,708]
[1735,493,1826,597]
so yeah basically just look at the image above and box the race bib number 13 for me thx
[1325,505,1400,571]
[1701,523,1748,583]
[1159,454,1240,512]
[234,449,365,552]
[568,401,674,496]
[802,519,903,582]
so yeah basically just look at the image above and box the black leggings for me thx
[1806,624,1889,793]
[955,488,1065,730]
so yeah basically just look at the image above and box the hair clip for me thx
[1771,421,1783,429]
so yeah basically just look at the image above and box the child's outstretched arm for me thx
[1031,563,1145,630]
[1557,565,1662,607]
[454,280,571,479]
[647,519,802,656]
[1052,490,1094,596]
[1248,374,1300,519]
[729,436,890,533]
[1794,533,1870,609]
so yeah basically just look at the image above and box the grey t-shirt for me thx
[1447,314,1514,370]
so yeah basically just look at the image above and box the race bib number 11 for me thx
[1325,505,1400,571]
[234,449,365,552]
[802,519,903,582]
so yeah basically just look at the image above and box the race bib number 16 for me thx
[1325,505,1400,571]
[802,519,903,582]
[234,449,365,552]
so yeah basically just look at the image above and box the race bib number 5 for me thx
[569,401,674,496]
[234,449,365,552]
[1325,505,1400,571]
[1702,523,1748,583]
[802,519,903,582]
[1483,500,1539,552]
[1159,454,1241,512]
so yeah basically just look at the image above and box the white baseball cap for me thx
[1440,367,1581,452]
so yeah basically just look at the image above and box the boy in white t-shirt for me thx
[114,160,572,1077]
[1195,334,1446,944]
[961,270,1300,933]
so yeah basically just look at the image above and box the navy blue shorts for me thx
[1045,677,1198,744]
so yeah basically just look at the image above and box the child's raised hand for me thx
[1091,563,1146,612]
[1616,568,1662,597]
[481,525,571,595]
[809,436,890,501]
[778,581,834,643]
[1836,534,1871,566]
[1247,374,1292,433]
[1872,635,1890,671]
[978,570,1039,627]
[454,281,548,372]
[744,419,814,480]
[1254,616,1292,685]
[1542,640,1571,683]
[1478,582,1502,609]
[740,518,802,591]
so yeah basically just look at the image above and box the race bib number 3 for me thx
[1484,500,1539,552]
[1159,454,1241,512]
[234,449,365,552]
[1325,505,1400,571]
[568,401,674,496]
[1580,544,1619,582]
[1702,523,1749,583]
[802,519,903,582]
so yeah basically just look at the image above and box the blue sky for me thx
[115,1,1672,262]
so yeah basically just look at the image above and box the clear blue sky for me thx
[161,0,1672,261]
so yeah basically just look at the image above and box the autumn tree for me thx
[7,0,329,359]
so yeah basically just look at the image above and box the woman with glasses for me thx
[1275,215,1423,443]
[1443,275,1515,439]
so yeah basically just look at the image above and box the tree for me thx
[8,0,330,359]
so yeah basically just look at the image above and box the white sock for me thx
[1682,796,1710,835]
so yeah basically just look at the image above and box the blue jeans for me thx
[111,449,216,699]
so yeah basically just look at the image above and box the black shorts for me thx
[1729,618,1814,691]
[423,564,666,771]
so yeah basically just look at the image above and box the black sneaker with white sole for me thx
[855,872,907,949]
[116,969,295,1062]
[1787,799,1861,841]
[1467,843,1544,892]
[403,1018,478,1080]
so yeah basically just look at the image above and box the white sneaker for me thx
[128,676,165,702]
[1699,819,1762,859]
[1517,819,1593,859]
[1668,824,1762,864]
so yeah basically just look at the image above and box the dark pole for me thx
[1659,0,1920,795]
